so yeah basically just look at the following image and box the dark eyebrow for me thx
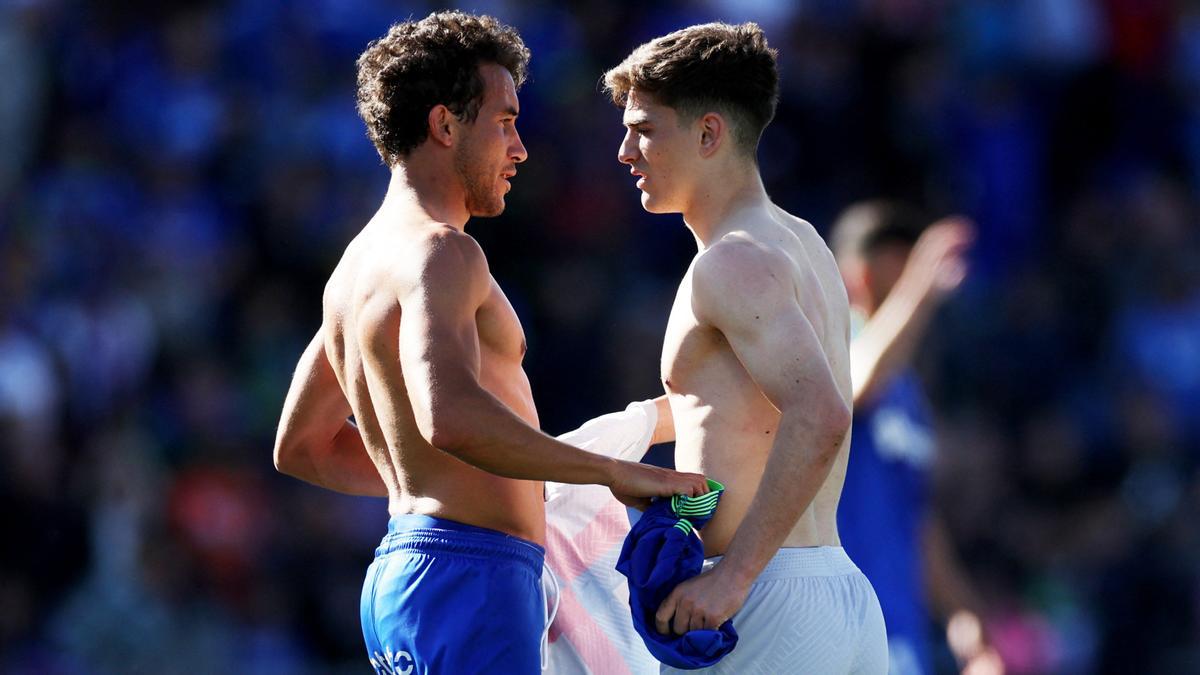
[501,106,519,117]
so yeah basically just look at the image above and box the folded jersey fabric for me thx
[615,479,738,669]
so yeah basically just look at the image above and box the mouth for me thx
[631,170,646,189]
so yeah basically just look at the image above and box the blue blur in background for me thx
[1,0,1198,673]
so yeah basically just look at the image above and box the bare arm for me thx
[274,329,387,497]
[696,244,850,584]
[657,242,851,634]
[395,230,707,499]
[651,394,675,445]
[852,217,972,405]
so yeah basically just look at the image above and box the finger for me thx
[669,472,701,497]
[679,478,699,497]
[939,217,975,241]
[677,473,705,496]
[689,611,707,632]
[656,592,679,635]
[672,602,692,635]
[612,489,651,511]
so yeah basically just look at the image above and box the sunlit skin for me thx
[453,65,524,217]
[274,65,709,548]
[617,88,856,636]
[618,89,699,216]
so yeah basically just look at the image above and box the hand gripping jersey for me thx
[615,480,738,670]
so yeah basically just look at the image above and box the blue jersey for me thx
[837,370,936,675]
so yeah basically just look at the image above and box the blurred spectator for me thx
[832,201,1003,675]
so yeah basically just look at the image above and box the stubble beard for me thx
[454,138,504,217]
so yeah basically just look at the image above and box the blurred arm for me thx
[923,513,1004,674]
[274,329,387,497]
[851,218,972,406]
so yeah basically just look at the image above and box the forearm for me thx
[851,285,937,406]
[433,386,619,485]
[284,421,388,497]
[651,394,675,445]
[717,410,846,585]
[275,331,383,493]
[922,512,984,621]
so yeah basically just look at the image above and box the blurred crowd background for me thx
[1,0,1198,672]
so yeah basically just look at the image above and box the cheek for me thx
[642,139,665,167]
[643,142,676,182]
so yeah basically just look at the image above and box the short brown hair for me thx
[603,22,779,153]
[356,12,530,166]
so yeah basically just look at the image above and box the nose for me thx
[511,127,528,164]
[617,129,637,165]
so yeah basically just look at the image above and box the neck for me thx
[381,156,469,231]
[680,160,769,249]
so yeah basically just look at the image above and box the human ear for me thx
[698,112,724,158]
[428,105,454,148]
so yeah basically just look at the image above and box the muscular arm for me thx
[657,242,851,634]
[395,230,706,498]
[274,329,387,497]
[697,244,851,584]
[851,217,972,405]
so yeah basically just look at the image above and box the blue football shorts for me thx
[360,515,548,674]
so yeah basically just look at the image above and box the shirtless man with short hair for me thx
[604,23,888,673]
[273,12,707,674]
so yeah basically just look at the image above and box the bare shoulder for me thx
[691,234,795,325]
[413,226,489,280]
[366,225,490,308]
[774,206,842,271]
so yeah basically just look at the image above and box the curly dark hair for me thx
[356,12,530,166]
[603,23,779,154]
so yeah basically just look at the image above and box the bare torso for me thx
[322,214,546,544]
[663,204,853,556]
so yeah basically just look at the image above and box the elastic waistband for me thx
[377,514,545,575]
[704,547,860,583]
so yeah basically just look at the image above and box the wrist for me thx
[595,456,622,487]
[713,555,757,591]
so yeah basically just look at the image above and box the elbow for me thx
[273,432,307,477]
[418,382,488,452]
[421,405,472,452]
[273,443,293,475]
[827,398,852,439]
[425,424,464,452]
[810,397,852,465]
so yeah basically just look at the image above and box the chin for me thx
[640,193,673,214]
[469,196,506,218]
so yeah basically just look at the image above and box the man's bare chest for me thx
[475,279,527,361]
[661,278,730,392]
